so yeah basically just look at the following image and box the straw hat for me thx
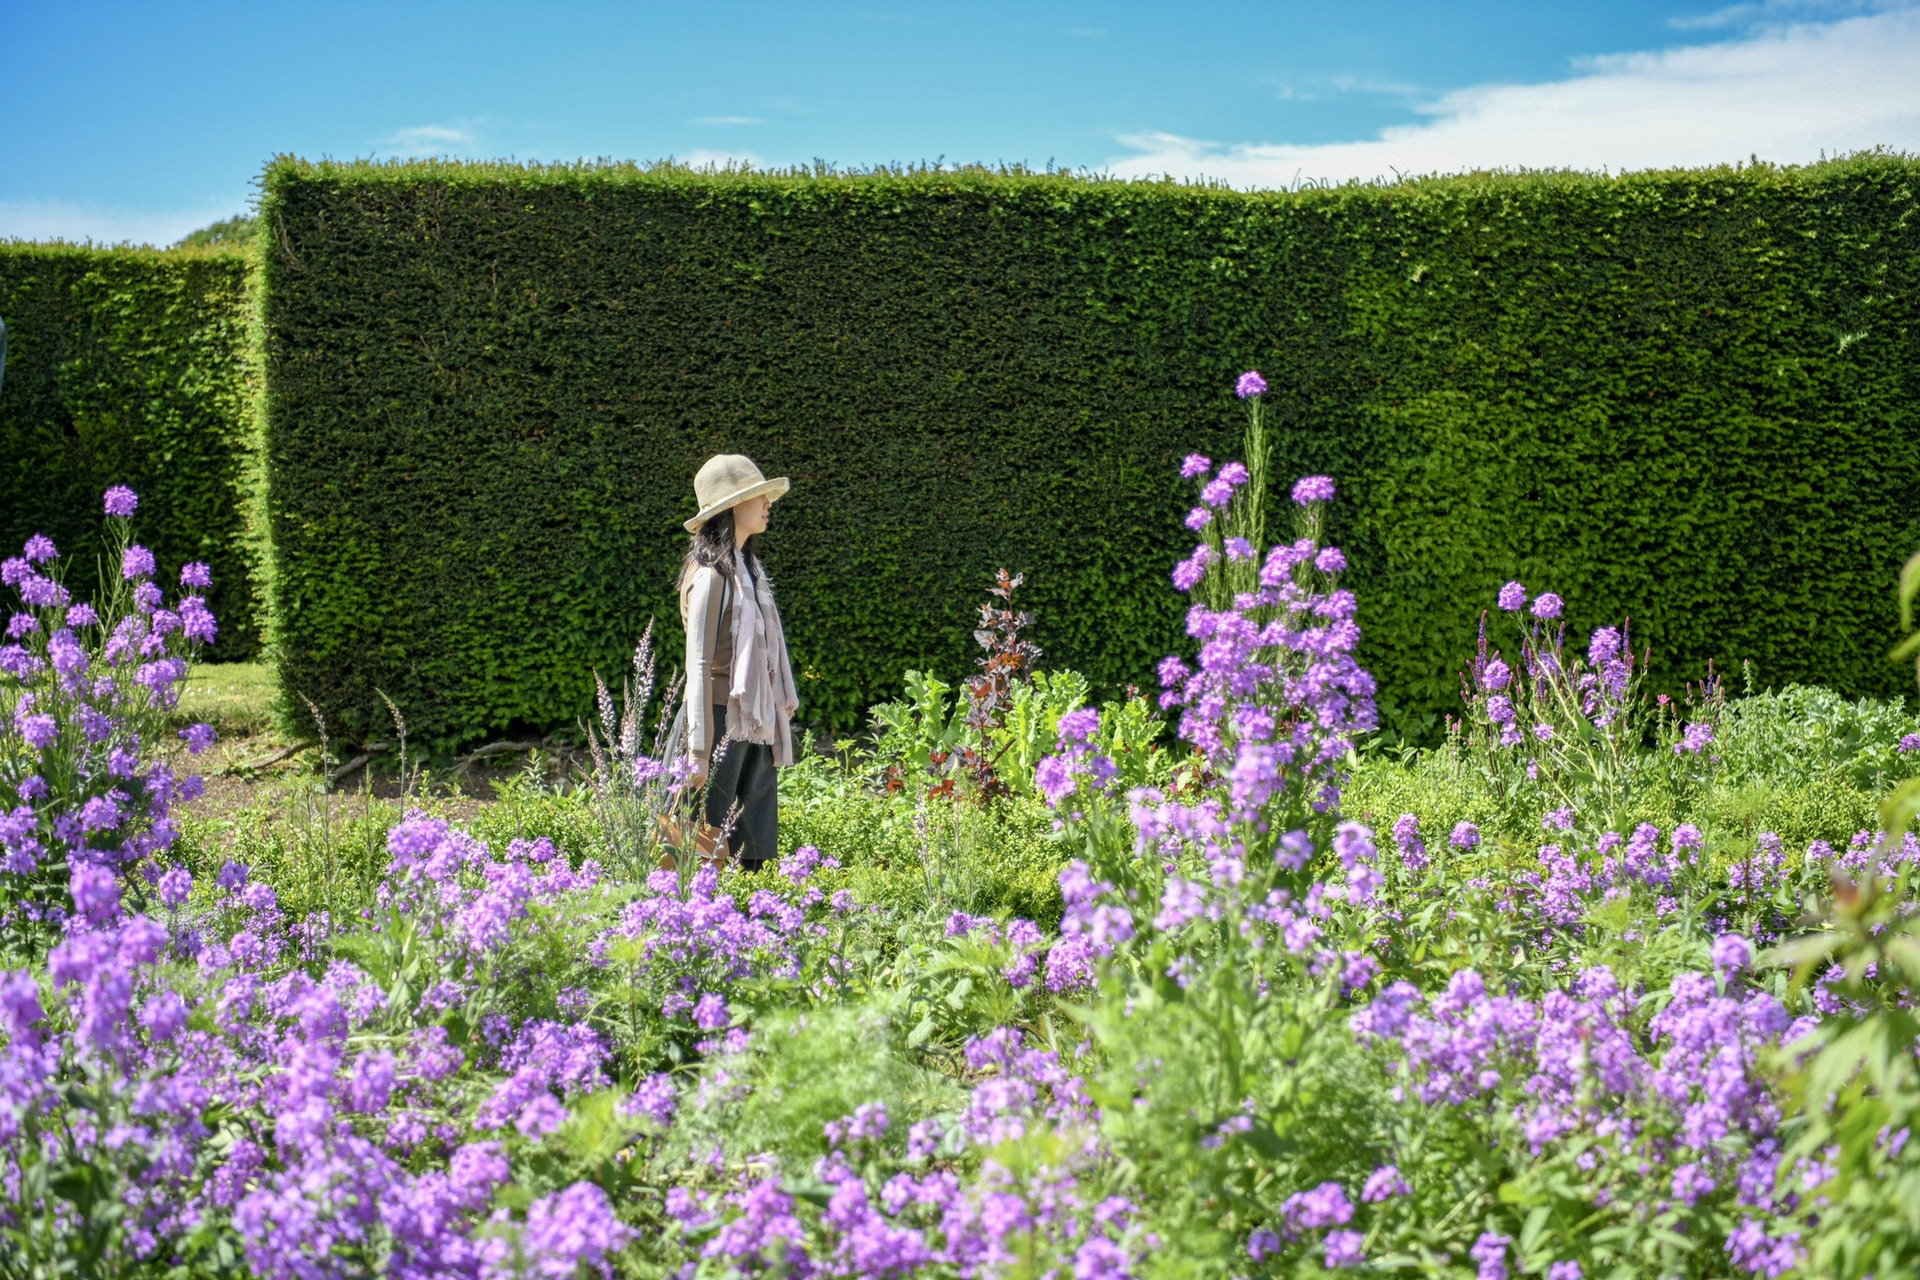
[685,454,790,532]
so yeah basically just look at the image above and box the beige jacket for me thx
[679,555,800,766]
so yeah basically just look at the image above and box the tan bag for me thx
[654,805,728,872]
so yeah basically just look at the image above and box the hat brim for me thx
[684,476,790,532]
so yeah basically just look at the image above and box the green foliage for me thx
[255,153,1920,749]
[671,1002,964,1167]
[780,752,1069,925]
[174,215,258,250]
[1718,679,1919,790]
[0,242,262,656]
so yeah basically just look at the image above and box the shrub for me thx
[255,153,1920,749]
[0,243,261,657]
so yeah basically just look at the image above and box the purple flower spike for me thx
[180,561,213,588]
[103,486,139,517]
[1181,453,1212,479]
[1291,475,1335,504]
[1531,592,1563,619]
[22,535,57,563]
[1497,581,1527,611]
[122,545,157,580]
[1235,370,1268,399]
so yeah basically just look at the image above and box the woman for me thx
[678,453,801,870]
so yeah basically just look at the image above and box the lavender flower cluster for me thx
[3,490,217,939]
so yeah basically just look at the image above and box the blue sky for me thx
[3,0,1917,244]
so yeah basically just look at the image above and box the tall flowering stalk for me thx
[0,487,217,951]
[583,620,698,884]
[1457,582,1722,833]
[1035,372,1384,1263]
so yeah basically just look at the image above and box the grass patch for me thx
[177,661,280,740]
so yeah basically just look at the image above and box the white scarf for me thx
[727,555,799,766]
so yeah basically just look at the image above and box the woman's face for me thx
[733,494,772,540]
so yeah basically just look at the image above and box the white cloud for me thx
[376,123,481,157]
[1109,5,1920,187]
[693,115,766,126]
[0,197,242,247]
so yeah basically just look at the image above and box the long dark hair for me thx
[679,507,763,591]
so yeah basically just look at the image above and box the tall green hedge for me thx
[0,244,262,656]
[256,154,1920,750]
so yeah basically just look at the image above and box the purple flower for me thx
[1185,506,1212,531]
[1471,1232,1510,1280]
[1547,1265,1583,1280]
[5,613,34,639]
[22,534,57,563]
[1235,370,1268,399]
[66,602,98,628]
[1057,707,1100,743]
[693,993,730,1030]
[1497,581,1527,612]
[71,862,121,925]
[1900,733,1920,753]
[180,561,212,588]
[1390,814,1428,872]
[0,971,45,1046]
[1726,1220,1802,1278]
[1531,592,1563,619]
[1314,546,1346,574]
[1712,933,1752,973]
[17,713,57,750]
[1035,756,1079,807]
[122,545,157,580]
[1361,1165,1409,1202]
[1449,821,1481,850]
[140,990,189,1042]
[1480,658,1511,691]
[1180,453,1212,479]
[1201,478,1234,507]
[1533,723,1555,742]
[1291,475,1335,504]
[1218,461,1249,486]
[1323,1230,1363,1269]
[1280,1182,1353,1234]
[103,486,139,517]
[180,722,217,755]
[157,864,192,908]
[1676,722,1714,754]
[500,1181,632,1276]
[1588,626,1621,665]
[1224,537,1255,561]
[1171,545,1213,593]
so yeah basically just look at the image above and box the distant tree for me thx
[174,214,257,249]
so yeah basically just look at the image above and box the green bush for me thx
[255,154,1920,748]
[0,243,262,656]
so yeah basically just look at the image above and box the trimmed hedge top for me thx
[256,153,1920,749]
[0,242,261,657]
